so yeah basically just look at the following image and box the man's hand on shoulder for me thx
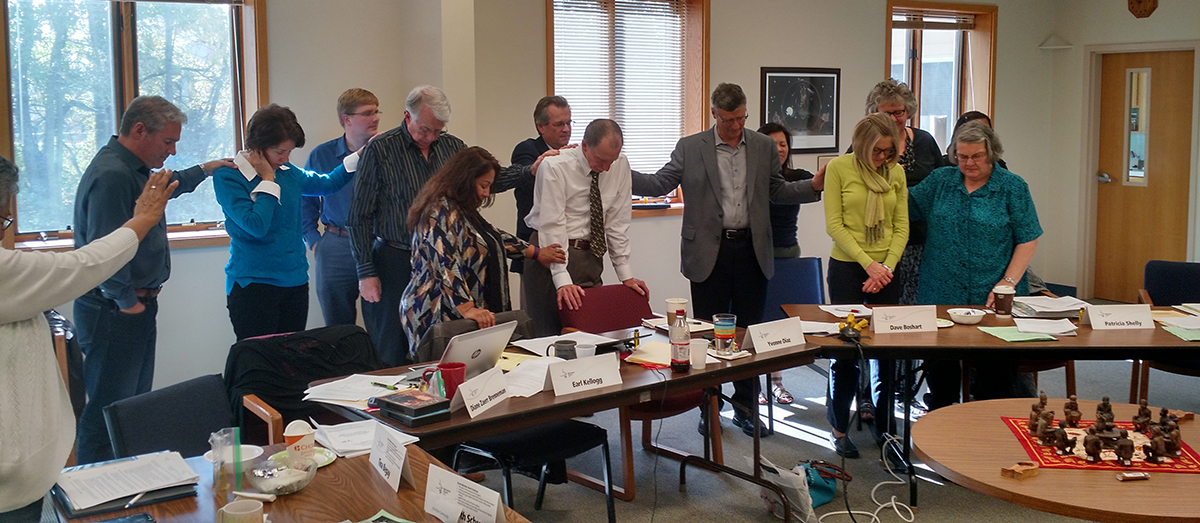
[530,144,575,176]
[556,284,586,311]
[812,163,826,192]
[201,157,237,175]
[359,277,382,303]
[622,278,648,296]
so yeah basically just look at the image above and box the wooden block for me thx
[1001,461,1040,480]
[1170,410,1194,421]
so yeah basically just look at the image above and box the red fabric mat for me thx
[1001,417,1200,473]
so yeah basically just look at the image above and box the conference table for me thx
[57,444,532,522]
[321,327,819,518]
[912,398,1199,522]
[782,303,1198,507]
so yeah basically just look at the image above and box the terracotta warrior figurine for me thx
[1115,429,1134,467]
[1133,399,1153,433]
[1064,395,1082,428]
[1029,401,1045,435]
[1084,426,1103,463]
[1053,420,1076,456]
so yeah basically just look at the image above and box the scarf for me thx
[854,157,893,246]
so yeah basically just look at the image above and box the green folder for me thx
[1163,326,1200,342]
[978,326,1057,342]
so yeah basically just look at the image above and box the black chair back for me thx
[1144,260,1200,306]
[103,374,233,458]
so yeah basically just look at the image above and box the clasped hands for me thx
[861,261,892,294]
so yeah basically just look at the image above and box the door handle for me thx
[1097,172,1112,184]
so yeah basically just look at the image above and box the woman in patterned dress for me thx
[400,147,564,361]
[911,121,1042,409]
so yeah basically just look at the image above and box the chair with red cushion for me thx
[559,284,721,502]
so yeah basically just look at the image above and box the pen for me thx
[371,381,397,390]
[124,491,146,509]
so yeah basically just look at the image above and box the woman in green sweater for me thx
[822,113,910,458]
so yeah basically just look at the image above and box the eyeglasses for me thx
[956,152,989,165]
[547,120,573,129]
[872,147,896,157]
[1,215,12,231]
[416,124,444,137]
[716,114,748,125]
[882,108,908,118]
[346,109,382,117]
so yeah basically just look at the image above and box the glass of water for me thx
[713,313,737,355]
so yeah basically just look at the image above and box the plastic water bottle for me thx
[670,308,690,373]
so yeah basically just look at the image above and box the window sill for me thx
[16,229,230,252]
[632,203,684,219]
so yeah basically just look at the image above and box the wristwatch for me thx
[1003,276,1018,286]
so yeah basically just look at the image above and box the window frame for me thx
[545,0,709,212]
[2,0,269,251]
[885,0,996,128]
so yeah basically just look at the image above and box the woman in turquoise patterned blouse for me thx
[400,147,565,361]
[909,121,1042,409]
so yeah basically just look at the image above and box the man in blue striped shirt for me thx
[347,85,547,366]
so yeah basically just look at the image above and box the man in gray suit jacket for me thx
[631,83,823,436]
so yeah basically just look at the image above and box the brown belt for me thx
[323,224,350,237]
[567,239,592,250]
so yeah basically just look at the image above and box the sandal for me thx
[858,400,875,422]
[772,384,794,404]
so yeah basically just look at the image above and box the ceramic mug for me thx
[217,499,263,523]
[547,339,577,359]
[422,361,467,400]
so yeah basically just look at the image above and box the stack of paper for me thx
[625,340,672,367]
[801,320,841,335]
[1013,318,1078,336]
[978,326,1057,342]
[1160,316,1200,330]
[642,316,715,333]
[56,452,198,511]
[312,419,414,458]
[303,373,414,410]
[505,356,564,397]
[510,331,619,356]
[818,305,873,318]
[1173,303,1200,316]
[1012,296,1089,318]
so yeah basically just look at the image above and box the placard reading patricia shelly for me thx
[871,306,938,333]
[1081,304,1154,330]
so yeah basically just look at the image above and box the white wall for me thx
[51,0,1199,389]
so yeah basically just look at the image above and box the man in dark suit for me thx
[510,96,572,276]
[631,83,824,436]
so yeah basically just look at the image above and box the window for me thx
[886,1,996,150]
[549,0,708,200]
[4,0,266,243]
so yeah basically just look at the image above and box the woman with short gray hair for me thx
[1,158,175,522]
[910,121,1042,410]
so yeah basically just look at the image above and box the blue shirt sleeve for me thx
[301,147,323,248]
[1005,173,1043,245]
[214,167,279,239]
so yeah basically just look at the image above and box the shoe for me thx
[772,384,794,404]
[858,400,875,423]
[881,448,908,473]
[832,435,860,458]
[732,414,772,438]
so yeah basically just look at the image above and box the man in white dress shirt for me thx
[523,119,648,336]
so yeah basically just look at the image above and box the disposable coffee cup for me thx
[576,343,597,358]
[689,339,709,369]
[283,419,316,464]
[993,285,1016,315]
[666,298,688,324]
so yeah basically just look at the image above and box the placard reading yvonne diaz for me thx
[548,351,622,396]
[449,366,510,418]
[1081,304,1154,330]
[871,305,938,333]
[739,317,804,353]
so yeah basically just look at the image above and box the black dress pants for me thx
[227,282,309,340]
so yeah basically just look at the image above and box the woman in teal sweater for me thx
[214,104,358,340]
[822,112,909,458]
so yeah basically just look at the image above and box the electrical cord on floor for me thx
[817,434,915,523]
[648,366,669,523]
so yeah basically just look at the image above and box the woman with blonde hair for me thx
[822,113,909,458]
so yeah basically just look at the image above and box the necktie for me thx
[588,170,607,258]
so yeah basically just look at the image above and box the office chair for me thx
[417,310,535,362]
[103,374,281,459]
[560,283,722,502]
[761,257,828,425]
[1131,260,1200,402]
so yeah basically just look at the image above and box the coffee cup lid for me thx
[992,285,1016,294]
[283,419,314,437]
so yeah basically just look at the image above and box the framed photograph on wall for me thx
[761,67,840,153]
[817,155,837,171]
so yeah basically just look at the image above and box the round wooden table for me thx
[912,398,1199,522]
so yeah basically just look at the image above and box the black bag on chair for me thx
[223,325,383,425]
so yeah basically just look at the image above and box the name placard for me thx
[449,366,510,418]
[425,463,506,523]
[549,351,622,396]
[872,305,938,334]
[369,424,411,492]
[740,317,804,353]
[1081,304,1154,330]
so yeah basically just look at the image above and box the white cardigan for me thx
[0,227,138,512]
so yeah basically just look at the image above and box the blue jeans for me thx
[74,291,158,464]
[314,231,361,326]
[0,497,43,522]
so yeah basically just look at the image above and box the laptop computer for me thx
[438,320,518,380]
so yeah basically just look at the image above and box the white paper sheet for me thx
[641,316,715,333]
[312,418,412,458]
[1160,315,1200,329]
[503,356,564,397]
[1013,317,1078,336]
[510,331,618,356]
[818,305,873,318]
[1013,296,1089,312]
[56,452,199,510]
[801,320,841,335]
[303,373,409,402]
